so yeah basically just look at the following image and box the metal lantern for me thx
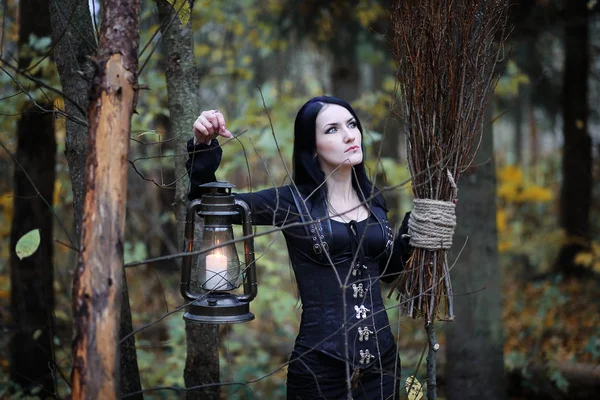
[181,182,257,324]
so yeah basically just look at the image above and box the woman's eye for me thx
[349,121,357,129]
[326,127,337,134]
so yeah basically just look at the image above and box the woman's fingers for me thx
[193,115,213,144]
[194,110,233,144]
[213,112,233,138]
[208,111,234,138]
[201,110,220,131]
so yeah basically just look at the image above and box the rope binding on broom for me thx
[408,199,456,250]
[407,169,458,250]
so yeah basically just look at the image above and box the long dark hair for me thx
[292,96,382,207]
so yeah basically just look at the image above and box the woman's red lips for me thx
[345,146,359,153]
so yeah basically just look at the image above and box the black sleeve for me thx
[186,138,297,226]
[233,187,299,227]
[379,211,412,283]
[186,138,223,201]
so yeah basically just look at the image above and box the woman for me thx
[187,96,411,399]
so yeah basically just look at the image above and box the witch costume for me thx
[187,139,412,399]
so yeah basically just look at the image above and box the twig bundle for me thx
[389,0,509,322]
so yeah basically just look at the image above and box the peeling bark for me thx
[70,1,141,398]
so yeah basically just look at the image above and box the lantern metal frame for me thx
[181,182,257,324]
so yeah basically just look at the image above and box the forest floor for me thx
[395,272,600,399]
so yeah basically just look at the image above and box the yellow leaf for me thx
[55,310,70,321]
[196,44,211,57]
[498,240,512,253]
[241,55,252,66]
[574,252,593,267]
[497,182,518,201]
[210,49,223,62]
[232,21,244,37]
[383,77,397,93]
[575,119,585,129]
[517,185,553,203]
[405,376,423,400]
[15,229,41,260]
[166,0,190,27]
[497,208,507,232]
[497,165,523,184]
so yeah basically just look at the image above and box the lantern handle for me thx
[181,199,203,301]
[234,199,257,302]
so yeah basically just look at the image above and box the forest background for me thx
[0,0,599,399]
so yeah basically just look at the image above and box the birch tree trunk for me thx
[70,1,141,398]
[155,1,220,398]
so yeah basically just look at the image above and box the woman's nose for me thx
[344,128,356,142]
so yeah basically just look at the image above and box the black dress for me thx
[187,139,411,400]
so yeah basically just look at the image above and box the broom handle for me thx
[426,322,439,400]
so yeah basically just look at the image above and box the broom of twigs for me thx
[388,0,510,325]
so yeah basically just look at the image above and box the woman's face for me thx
[314,104,363,174]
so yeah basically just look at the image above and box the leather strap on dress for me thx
[370,206,394,257]
[288,186,331,259]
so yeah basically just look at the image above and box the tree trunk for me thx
[70,1,140,398]
[9,0,56,394]
[445,108,506,400]
[155,1,220,398]
[119,275,143,400]
[155,0,199,254]
[330,28,360,102]
[184,323,221,400]
[50,2,143,397]
[557,0,591,270]
[9,108,56,396]
[49,0,96,244]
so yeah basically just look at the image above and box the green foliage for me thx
[504,351,527,372]
[124,241,148,264]
[549,366,569,393]
[496,158,559,271]
[4,1,595,399]
[217,227,299,399]
[584,331,600,362]
[14,229,41,260]
[495,60,530,98]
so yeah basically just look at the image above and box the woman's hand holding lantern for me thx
[193,109,234,145]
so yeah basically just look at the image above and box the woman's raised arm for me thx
[186,110,297,226]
